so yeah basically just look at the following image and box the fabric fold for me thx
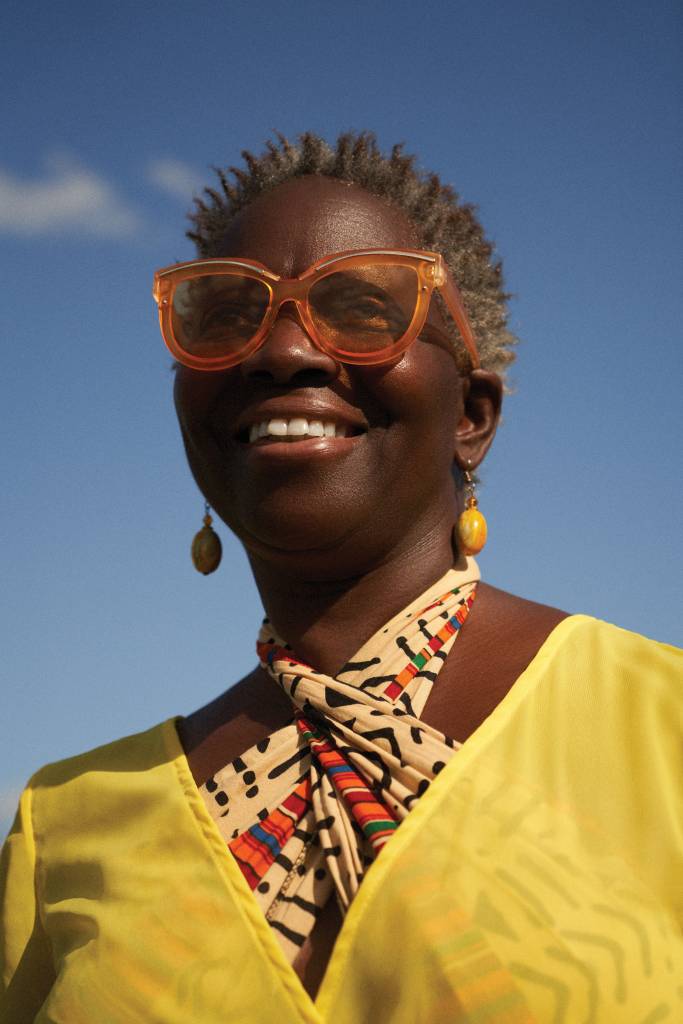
[200,559,479,961]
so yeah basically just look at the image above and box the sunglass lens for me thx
[308,264,418,356]
[172,275,270,359]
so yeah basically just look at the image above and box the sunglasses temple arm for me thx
[438,268,481,370]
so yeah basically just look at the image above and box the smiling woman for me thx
[1,133,681,1024]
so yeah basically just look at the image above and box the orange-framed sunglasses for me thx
[153,248,480,371]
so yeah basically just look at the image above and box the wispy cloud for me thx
[0,154,141,238]
[147,157,206,200]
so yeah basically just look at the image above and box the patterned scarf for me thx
[200,559,479,962]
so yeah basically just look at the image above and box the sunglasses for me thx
[153,248,480,371]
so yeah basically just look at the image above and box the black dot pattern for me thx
[196,568,477,969]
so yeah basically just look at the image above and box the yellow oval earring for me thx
[456,464,488,556]
[191,502,222,575]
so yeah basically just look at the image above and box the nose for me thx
[240,302,340,386]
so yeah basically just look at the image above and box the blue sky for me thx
[1,0,681,836]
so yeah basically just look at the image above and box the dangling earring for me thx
[456,462,488,556]
[191,502,222,575]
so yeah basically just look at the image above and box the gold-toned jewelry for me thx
[191,502,222,575]
[456,464,488,556]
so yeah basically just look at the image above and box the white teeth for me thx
[268,419,288,436]
[245,418,356,442]
[287,418,308,436]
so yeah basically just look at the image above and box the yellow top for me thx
[1,616,681,1024]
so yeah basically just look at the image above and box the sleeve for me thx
[0,783,56,1024]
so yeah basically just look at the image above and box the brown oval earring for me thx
[191,502,222,575]
[455,463,488,556]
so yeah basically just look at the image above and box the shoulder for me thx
[429,584,569,740]
[460,582,569,673]
[508,617,682,894]
[461,608,682,906]
[527,608,681,677]
[483,609,682,776]
[24,719,179,833]
[463,583,680,691]
[29,718,175,787]
[530,612,682,711]
[439,583,679,741]
[178,667,295,786]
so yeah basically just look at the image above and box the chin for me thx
[235,505,361,557]
[211,457,382,553]
[230,501,406,581]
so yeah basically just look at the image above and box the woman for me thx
[1,133,680,1023]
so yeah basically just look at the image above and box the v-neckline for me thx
[164,615,587,1021]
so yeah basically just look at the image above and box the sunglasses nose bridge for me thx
[270,275,311,313]
[240,287,338,383]
[266,274,322,345]
[268,287,313,337]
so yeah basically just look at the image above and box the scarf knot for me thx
[200,559,479,961]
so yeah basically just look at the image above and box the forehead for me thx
[216,176,421,276]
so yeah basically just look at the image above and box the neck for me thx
[248,524,461,676]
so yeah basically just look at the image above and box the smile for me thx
[238,417,366,444]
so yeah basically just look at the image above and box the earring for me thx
[456,463,488,556]
[191,502,222,575]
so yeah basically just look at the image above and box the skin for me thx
[174,176,567,997]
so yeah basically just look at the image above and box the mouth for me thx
[234,416,367,446]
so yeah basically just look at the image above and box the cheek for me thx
[173,369,234,443]
[172,370,237,502]
[365,345,464,448]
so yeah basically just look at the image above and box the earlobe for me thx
[453,370,503,471]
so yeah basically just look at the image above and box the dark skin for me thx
[174,176,567,998]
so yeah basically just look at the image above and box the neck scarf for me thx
[200,559,479,962]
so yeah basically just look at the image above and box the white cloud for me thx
[147,157,205,200]
[0,154,141,238]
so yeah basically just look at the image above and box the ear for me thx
[453,370,503,471]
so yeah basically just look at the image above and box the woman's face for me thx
[174,176,497,578]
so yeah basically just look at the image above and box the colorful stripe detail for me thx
[383,590,475,700]
[257,639,311,673]
[229,777,311,889]
[296,715,398,851]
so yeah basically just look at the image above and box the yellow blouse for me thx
[1,616,681,1023]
